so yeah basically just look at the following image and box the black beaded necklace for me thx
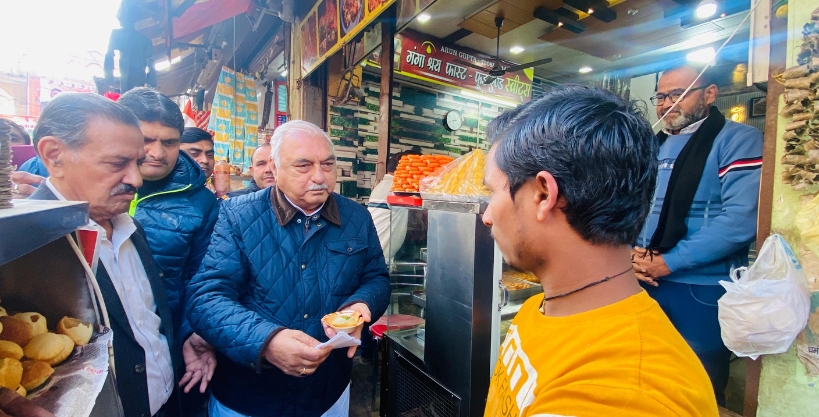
[539,266,633,311]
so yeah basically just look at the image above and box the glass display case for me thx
[382,199,543,417]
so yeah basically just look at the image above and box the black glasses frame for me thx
[650,86,707,106]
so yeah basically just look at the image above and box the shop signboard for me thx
[395,30,534,105]
[300,0,398,76]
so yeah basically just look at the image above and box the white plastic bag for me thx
[718,234,811,359]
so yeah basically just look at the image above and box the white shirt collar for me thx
[662,117,707,136]
[282,191,325,217]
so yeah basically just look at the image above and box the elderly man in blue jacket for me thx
[187,120,390,417]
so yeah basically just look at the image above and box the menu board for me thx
[300,0,399,76]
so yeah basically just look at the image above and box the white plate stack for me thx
[0,123,12,208]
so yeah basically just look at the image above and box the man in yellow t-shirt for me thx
[481,86,718,417]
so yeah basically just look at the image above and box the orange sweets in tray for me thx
[391,154,455,193]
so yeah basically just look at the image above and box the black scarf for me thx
[648,106,725,253]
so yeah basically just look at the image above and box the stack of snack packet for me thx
[0,123,12,208]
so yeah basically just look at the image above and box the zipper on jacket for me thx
[128,184,193,216]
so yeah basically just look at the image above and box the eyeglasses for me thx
[650,86,706,106]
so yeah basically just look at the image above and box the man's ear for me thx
[37,136,67,178]
[533,171,560,222]
[704,84,718,106]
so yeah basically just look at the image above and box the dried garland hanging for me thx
[780,7,819,190]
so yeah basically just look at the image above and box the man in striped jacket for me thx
[632,65,763,406]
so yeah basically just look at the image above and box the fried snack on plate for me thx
[12,314,46,337]
[20,361,53,391]
[23,333,74,366]
[0,342,23,361]
[322,311,365,334]
[0,317,33,347]
[57,317,92,346]
[0,358,22,390]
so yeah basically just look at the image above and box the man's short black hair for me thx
[118,87,184,136]
[486,105,528,142]
[180,127,213,144]
[32,93,141,151]
[387,150,421,173]
[491,85,658,246]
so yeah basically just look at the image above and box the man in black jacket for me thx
[27,93,207,417]
[226,144,275,198]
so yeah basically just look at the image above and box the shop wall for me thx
[629,73,661,127]
[0,73,30,116]
[329,73,507,203]
[756,1,819,415]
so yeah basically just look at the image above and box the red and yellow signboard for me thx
[395,30,534,104]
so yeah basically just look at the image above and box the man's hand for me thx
[0,387,54,417]
[322,303,371,359]
[632,247,672,287]
[263,329,332,377]
[10,172,44,199]
[179,333,217,394]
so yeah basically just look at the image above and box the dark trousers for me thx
[642,280,732,406]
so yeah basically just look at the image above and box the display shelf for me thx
[0,200,88,265]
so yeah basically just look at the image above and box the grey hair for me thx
[270,120,335,166]
[32,93,141,151]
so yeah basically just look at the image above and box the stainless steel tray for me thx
[502,276,543,301]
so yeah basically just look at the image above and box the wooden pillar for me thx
[375,7,396,182]
[744,7,788,417]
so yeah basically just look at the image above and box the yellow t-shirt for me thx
[485,291,718,417]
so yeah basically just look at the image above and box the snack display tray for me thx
[503,276,543,302]
[420,192,489,204]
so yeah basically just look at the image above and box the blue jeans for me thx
[642,281,732,406]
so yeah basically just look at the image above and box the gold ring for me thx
[300,367,307,376]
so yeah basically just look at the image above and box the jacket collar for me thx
[270,186,341,227]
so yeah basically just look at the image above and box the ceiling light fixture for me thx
[695,1,718,19]
[579,66,593,74]
[280,69,288,77]
[588,8,594,14]
[510,46,524,54]
[686,47,716,63]
[417,13,431,23]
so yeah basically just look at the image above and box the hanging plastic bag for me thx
[718,234,811,359]
[419,150,490,200]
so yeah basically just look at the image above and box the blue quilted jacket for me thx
[130,151,218,338]
[186,187,390,416]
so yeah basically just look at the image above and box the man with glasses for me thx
[632,65,763,405]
